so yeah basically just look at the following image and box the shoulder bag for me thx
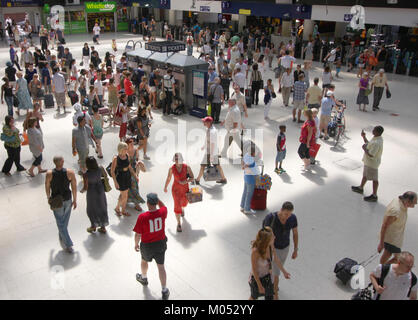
[100,166,112,192]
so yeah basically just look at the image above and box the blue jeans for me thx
[240,181,255,212]
[5,96,13,116]
[53,200,73,248]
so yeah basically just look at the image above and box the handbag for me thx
[48,194,63,210]
[20,132,29,146]
[386,88,391,99]
[159,89,166,100]
[364,87,372,96]
[351,283,373,300]
[186,181,203,203]
[203,165,222,181]
[100,166,112,193]
[309,143,321,158]
[13,95,19,108]
[271,92,277,99]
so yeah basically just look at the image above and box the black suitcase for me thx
[245,89,252,108]
[68,90,78,105]
[44,94,55,108]
[334,257,358,285]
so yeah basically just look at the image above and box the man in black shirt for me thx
[262,201,299,300]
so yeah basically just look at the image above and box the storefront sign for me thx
[85,2,117,13]
[145,41,186,53]
[200,6,210,12]
[1,0,40,7]
[238,9,251,15]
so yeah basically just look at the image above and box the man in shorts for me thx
[352,126,384,202]
[377,192,417,265]
[52,67,67,113]
[195,117,227,185]
[134,193,170,300]
[262,201,298,300]
[292,73,307,123]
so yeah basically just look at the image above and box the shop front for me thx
[85,2,117,32]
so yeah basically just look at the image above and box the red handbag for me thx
[309,143,321,158]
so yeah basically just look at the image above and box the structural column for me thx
[303,19,314,40]
[238,14,246,33]
[281,20,291,37]
[334,22,348,40]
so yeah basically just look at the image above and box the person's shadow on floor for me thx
[167,217,207,249]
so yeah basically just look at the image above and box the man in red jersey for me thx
[134,193,170,300]
[124,71,135,108]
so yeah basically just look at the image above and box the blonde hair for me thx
[251,226,273,257]
[117,142,128,154]
[311,108,319,115]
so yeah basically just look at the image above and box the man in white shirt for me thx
[231,84,248,123]
[370,251,417,300]
[278,50,296,89]
[52,67,67,113]
[235,56,248,79]
[93,23,100,44]
[220,98,242,158]
[280,68,293,107]
[323,47,340,71]
[195,117,227,185]
[233,67,246,93]
[163,68,176,115]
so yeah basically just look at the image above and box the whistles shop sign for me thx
[85,2,117,13]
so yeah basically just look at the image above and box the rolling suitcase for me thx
[44,94,54,108]
[251,188,267,211]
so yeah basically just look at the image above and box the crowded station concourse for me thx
[0,2,417,302]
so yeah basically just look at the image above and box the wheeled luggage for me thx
[44,94,55,108]
[203,165,222,182]
[334,257,358,285]
[251,188,267,211]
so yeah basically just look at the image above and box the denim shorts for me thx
[276,149,286,163]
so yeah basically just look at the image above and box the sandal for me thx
[181,209,185,217]
[135,205,143,212]
[114,209,122,217]
[87,227,96,233]
[98,227,106,233]
[176,224,182,232]
[122,211,131,216]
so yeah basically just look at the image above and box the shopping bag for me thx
[186,182,203,203]
[21,132,29,146]
[386,88,391,99]
[207,103,212,116]
[309,143,321,158]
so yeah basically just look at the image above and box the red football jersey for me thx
[133,207,167,243]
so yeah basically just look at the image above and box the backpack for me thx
[131,68,143,86]
[375,264,417,300]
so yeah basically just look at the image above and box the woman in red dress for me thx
[297,109,316,172]
[164,153,195,232]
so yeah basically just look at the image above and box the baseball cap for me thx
[379,68,384,73]
[326,91,333,97]
[146,193,159,205]
[202,116,213,123]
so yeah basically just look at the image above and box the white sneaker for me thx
[240,207,244,212]
[244,209,256,214]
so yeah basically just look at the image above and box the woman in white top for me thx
[249,227,290,300]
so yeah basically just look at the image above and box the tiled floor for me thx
[0,32,417,300]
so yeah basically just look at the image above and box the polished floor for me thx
[0,32,417,300]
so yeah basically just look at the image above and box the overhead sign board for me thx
[145,41,186,53]
[239,9,251,15]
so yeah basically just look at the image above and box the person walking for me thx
[164,153,195,232]
[356,72,370,112]
[220,97,242,158]
[208,77,224,123]
[250,63,262,106]
[371,69,389,111]
[293,73,307,123]
[220,60,232,101]
[249,226,291,300]
[80,156,108,234]
[1,116,25,176]
[52,67,67,113]
[126,138,146,212]
[26,117,46,177]
[262,201,298,300]
[318,91,336,140]
[277,50,296,89]
[351,126,384,202]
[92,23,101,44]
[1,77,15,117]
[15,71,33,116]
[240,143,260,215]
[111,142,137,217]
[263,79,275,121]
[298,109,316,172]
[195,117,227,185]
[377,192,417,265]
[370,251,417,300]
[134,193,170,300]
[280,68,293,107]
[72,115,95,175]
[45,156,77,253]
[91,106,103,159]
